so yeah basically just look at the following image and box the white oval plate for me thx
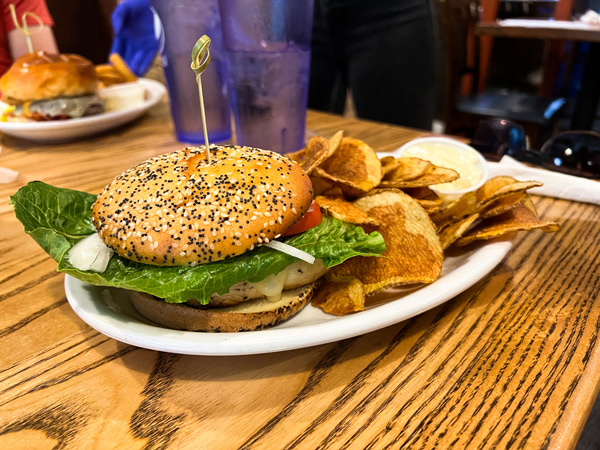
[0,78,166,143]
[65,239,512,356]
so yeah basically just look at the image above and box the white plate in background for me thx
[0,78,166,143]
[65,239,512,356]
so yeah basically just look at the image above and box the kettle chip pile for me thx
[289,132,559,316]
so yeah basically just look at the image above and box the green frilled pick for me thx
[190,35,212,163]
[191,35,212,76]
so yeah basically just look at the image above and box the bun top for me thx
[0,52,98,105]
[92,146,314,266]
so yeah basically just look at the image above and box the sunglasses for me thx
[470,119,600,179]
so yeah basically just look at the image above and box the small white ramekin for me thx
[395,136,489,203]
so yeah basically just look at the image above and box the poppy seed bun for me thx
[0,52,98,105]
[130,283,316,332]
[91,145,314,266]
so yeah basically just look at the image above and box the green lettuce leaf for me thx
[11,181,386,303]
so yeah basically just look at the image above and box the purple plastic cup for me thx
[218,0,314,154]
[151,0,231,144]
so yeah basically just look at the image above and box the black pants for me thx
[309,0,436,130]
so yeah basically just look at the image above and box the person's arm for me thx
[3,0,58,59]
[7,24,57,59]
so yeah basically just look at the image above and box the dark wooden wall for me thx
[46,0,117,64]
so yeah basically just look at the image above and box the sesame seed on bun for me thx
[91,145,314,266]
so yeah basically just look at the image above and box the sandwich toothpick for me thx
[9,4,43,54]
[191,35,212,165]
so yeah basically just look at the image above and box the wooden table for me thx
[1,101,599,449]
[476,20,600,130]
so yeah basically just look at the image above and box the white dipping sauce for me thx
[401,141,483,192]
[99,82,146,112]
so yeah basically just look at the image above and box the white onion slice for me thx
[265,240,315,264]
[68,233,114,272]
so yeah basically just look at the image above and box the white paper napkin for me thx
[0,147,18,184]
[487,155,600,205]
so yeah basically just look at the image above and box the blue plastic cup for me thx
[151,0,231,144]
[218,0,314,154]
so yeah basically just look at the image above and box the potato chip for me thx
[418,202,443,215]
[288,131,343,168]
[287,148,305,164]
[380,165,459,189]
[328,130,344,154]
[313,137,382,197]
[379,155,395,166]
[480,192,527,218]
[310,176,337,195]
[438,214,479,250]
[312,276,365,315]
[301,136,332,174]
[430,176,542,229]
[331,189,443,294]
[380,156,404,177]
[402,187,443,212]
[320,185,345,198]
[476,177,542,210]
[382,157,432,182]
[429,191,478,229]
[455,197,559,246]
[316,195,380,225]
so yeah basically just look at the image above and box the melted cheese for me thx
[0,105,15,122]
[250,269,289,302]
[249,259,327,302]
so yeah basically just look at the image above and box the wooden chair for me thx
[478,0,575,96]
[435,0,566,146]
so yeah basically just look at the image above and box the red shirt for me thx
[0,0,53,76]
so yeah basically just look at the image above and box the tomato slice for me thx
[282,200,322,236]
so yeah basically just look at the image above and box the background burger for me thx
[11,145,386,332]
[0,51,104,122]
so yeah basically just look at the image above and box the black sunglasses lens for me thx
[504,127,527,157]
[471,119,527,158]
[541,133,600,178]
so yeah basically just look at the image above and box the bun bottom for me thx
[130,283,316,332]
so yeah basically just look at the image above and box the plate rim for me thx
[64,238,513,356]
[0,78,165,136]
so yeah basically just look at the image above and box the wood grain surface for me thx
[1,100,599,450]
